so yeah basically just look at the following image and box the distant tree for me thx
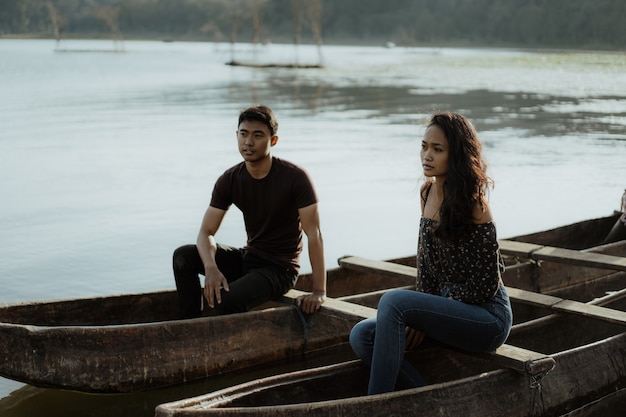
[213,0,253,62]
[0,0,624,51]
[305,0,323,65]
[96,4,124,50]
[45,1,65,46]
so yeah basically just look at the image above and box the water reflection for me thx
[157,76,626,140]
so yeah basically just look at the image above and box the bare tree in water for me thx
[45,1,65,49]
[291,0,304,65]
[214,0,250,63]
[291,0,323,67]
[306,0,324,66]
[251,0,266,46]
[45,0,124,52]
[96,5,125,52]
[251,0,269,61]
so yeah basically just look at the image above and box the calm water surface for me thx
[1,39,625,416]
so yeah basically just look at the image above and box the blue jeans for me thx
[349,286,512,394]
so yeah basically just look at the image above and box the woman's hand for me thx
[405,326,425,351]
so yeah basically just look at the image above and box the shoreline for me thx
[1,34,625,55]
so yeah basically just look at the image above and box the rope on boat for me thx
[505,255,542,292]
[292,303,314,359]
[530,259,542,293]
[527,359,554,417]
[528,372,546,417]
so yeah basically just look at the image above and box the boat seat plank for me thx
[496,240,545,258]
[589,286,626,306]
[551,299,626,326]
[339,256,626,326]
[504,287,564,308]
[505,287,626,326]
[468,344,555,376]
[498,240,626,272]
[337,286,414,303]
[281,290,555,376]
[282,289,377,320]
[337,256,417,279]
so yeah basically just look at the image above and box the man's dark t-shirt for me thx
[210,157,318,274]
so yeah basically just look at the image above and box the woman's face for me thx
[420,125,449,179]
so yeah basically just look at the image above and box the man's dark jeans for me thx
[173,244,297,318]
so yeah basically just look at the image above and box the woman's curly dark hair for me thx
[427,112,493,240]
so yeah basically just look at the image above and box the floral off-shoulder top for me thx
[416,217,504,304]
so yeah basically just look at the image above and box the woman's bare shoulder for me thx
[473,202,494,224]
[420,180,436,199]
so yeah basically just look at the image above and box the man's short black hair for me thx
[238,105,278,137]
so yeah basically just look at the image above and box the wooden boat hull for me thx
[155,282,626,416]
[1,214,624,393]
[0,302,355,393]
[0,243,422,394]
[155,332,626,417]
[507,212,621,250]
[0,261,421,393]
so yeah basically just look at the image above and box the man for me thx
[173,105,326,318]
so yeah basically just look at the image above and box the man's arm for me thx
[197,206,228,308]
[297,203,326,314]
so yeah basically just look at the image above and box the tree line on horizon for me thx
[1,0,625,50]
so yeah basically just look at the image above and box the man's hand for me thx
[203,266,229,308]
[405,326,425,351]
[296,291,326,314]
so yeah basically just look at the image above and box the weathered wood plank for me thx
[498,240,626,272]
[337,255,417,279]
[551,299,626,326]
[505,287,626,326]
[588,286,626,306]
[504,287,563,308]
[337,286,413,305]
[497,240,545,258]
[282,289,377,320]
[468,344,555,375]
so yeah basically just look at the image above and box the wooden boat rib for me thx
[1,214,624,393]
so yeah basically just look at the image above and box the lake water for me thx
[1,39,625,416]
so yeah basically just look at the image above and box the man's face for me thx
[236,120,277,163]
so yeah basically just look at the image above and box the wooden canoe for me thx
[0,268,397,393]
[155,278,626,417]
[1,214,624,393]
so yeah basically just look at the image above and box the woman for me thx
[349,112,513,395]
